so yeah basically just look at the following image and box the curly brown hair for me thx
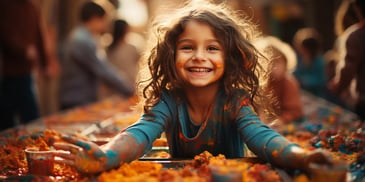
[138,1,271,115]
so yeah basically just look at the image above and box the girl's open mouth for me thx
[187,68,213,72]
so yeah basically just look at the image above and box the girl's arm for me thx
[237,105,331,171]
[54,97,172,173]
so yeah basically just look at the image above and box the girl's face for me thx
[175,20,224,88]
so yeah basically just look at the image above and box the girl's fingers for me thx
[54,157,75,167]
[60,135,106,158]
[53,150,76,160]
[53,142,82,154]
[61,134,84,145]
[307,149,333,167]
[62,135,94,150]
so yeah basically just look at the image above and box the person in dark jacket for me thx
[0,0,49,130]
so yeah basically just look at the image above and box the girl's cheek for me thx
[215,62,224,69]
[176,61,184,69]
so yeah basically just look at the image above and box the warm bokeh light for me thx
[118,0,148,27]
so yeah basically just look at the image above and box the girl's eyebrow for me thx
[177,38,220,44]
[177,39,192,44]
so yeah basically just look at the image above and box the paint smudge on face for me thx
[176,61,184,69]
[215,62,224,69]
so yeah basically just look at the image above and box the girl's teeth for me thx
[189,68,211,72]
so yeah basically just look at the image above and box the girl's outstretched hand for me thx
[304,149,348,181]
[53,135,110,173]
[303,149,333,171]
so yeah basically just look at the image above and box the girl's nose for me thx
[193,49,206,61]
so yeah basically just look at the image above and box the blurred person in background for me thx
[330,0,365,121]
[293,28,326,97]
[328,0,364,110]
[323,50,339,83]
[255,36,303,125]
[100,19,140,98]
[0,0,57,131]
[59,1,134,110]
[34,0,61,117]
[323,50,350,107]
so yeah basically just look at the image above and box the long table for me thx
[0,91,363,181]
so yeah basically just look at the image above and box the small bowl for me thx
[25,148,55,176]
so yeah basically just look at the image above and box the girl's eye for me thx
[180,46,193,50]
[207,46,220,51]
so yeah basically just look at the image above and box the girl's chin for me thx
[185,81,220,88]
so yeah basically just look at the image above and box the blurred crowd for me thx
[0,0,364,131]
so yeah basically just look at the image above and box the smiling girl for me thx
[54,0,332,173]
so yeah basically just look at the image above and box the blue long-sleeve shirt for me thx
[293,55,326,97]
[122,89,298,164]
